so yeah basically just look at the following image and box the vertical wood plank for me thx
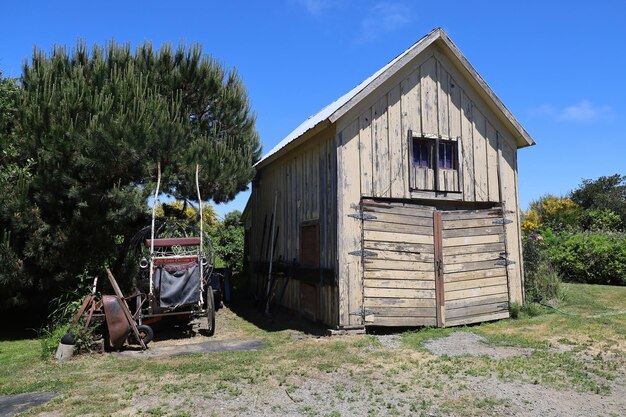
[388,84,404,198]
[421,57,438,135]
[359,108,373,197]
[460,91,475,201]
[433,211,445,327]
[372,95,390,198]
[473,108,488,201]
[336,121,364,327]
[486,122,499,202]
[497,134,523,304]
[448,76,462,139]
[437,61,450,138]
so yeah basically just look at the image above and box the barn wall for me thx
[247,128,339,327]
[335,45,524,326]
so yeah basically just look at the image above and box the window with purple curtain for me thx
[439,142,455,169]
[412,139,429,167]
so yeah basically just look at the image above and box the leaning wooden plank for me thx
[446,302,508,320]
[364,297,436,308]
[106,268,147,350]
[364,221,434,236]
[442,242,506,256]
[445,284,509,301]
[443,234,503,247]
[363,279,435,290]
[370,316,437,327]
[370,307,436,317]
[363,269,435,280]
[364,287,436,299]
[368,250,435,263]
[444,259,507,274]
[445,311,509,327]
[445,292,509,310]
[364,211,434,227]
[363,240,434,254]
[445,276,508,292]
[443,217,500,230]
[444,251,504,265]
[442,225,504,239]
[365,230,434,245]
[364,258,434,272]
[445,267,508,282]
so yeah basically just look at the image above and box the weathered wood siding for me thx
[441,209,510,326]
[335,45,524,326]
[361,201,437,327]
[247,128,339,327]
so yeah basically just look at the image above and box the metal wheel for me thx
[206,286,215,336]
[130,324,154,345]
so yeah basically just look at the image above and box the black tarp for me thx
[156,262,201,308]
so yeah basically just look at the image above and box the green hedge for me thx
[546,232,626,286]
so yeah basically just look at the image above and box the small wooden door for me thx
[357,199,510,327]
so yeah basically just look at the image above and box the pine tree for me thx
[2,42,261,307]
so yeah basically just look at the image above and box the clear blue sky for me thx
[1,1,624,217]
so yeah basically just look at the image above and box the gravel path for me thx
[423,331,534,359]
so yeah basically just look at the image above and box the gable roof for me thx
[257,28,535,169]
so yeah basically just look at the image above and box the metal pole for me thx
[195,164,204,305]
[148,162,161,311]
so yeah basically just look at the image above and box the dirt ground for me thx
[110,308,625,417]
[4,286,625,417]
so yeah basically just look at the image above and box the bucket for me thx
[55,333,75,361]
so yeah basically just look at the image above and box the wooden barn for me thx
[242,28,535,330]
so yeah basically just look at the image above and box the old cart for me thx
[131,163,216,345]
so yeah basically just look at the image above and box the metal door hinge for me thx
[350,308,377,316]
[492,218,513,225]
[348,213,377,220]
[495,258,515,266]
[349,250,377,257]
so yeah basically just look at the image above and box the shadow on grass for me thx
[224,289,327,337]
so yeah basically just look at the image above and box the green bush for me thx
[523,235,562,302]
[547,232,626,286]
[39,323,95,359]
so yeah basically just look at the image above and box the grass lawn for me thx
[1,283,625,416]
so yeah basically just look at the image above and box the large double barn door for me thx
[360,199,511,327]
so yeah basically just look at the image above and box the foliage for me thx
[39,322,95,359]
[0,42,260,309]
[155,200,218,228]
[580,208,622,232]
[570,174,626,231]
[546,232,626,286]
[212,210,244,272]
[522,195,581,234]
[47,273,94,326]
[522,234,562,302]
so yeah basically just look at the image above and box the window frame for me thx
[408,130,460,192]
